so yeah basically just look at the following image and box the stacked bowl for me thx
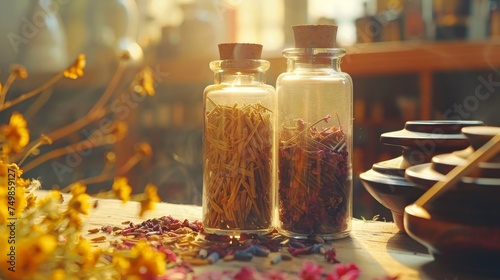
[404,126,500,276]
[359,120,483,231]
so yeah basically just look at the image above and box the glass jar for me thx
[276,25,353,239]
[202,43,276,235]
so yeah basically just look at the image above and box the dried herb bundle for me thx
[203,99,273,231]
[278,115,350,235]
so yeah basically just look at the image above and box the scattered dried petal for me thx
[90,236,107,242]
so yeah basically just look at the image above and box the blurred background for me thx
[1,0,499,220]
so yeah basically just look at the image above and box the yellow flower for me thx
[38,190,64,206]
[112,255,131,273]
[75,239,101,269]
[64,210,83,229]
[50,269,66,280]
[112,177,132,203]
[15,176,30,189]
[0,161,7,177]
[10,64,28,79]
[63,53,86,79]
[0,111,29,154]
[68,192,92,215]
[0,161,14,187]
[14,186,27,215]
[0,164,29,216]
[15,234,57,279]
[133,67,156,96]
[119,240,166,278]
[109,121,128,142]
[139,184,160,217]
[25,192,37,209]
[136,142,152,157]
[69,182,87,196]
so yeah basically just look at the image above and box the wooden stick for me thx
[415,133,500,208]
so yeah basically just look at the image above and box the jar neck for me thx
[210,59,270,85]
[283,48,346,72]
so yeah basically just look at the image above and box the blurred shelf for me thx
[9,39,500,94]
[340,39,500,75]
[158,39,500,82]
[158,39,500,121]
[274,39,500,120]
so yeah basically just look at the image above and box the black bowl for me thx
[359,164,424,231]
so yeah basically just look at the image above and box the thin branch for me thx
[22,137,113,172]
[47,107,109,142]
[116,154,142,176]
[25,88,53,120]
[0,73,64,112]
[88,61,127,118]
[0,73,17,107]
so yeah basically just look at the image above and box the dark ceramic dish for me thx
[359,167,423,230]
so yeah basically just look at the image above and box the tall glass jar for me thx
[202,43,276,235]
[276,25,353,239]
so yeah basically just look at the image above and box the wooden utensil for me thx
[414,133,500,209]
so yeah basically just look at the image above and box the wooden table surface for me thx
[60,193,497,280]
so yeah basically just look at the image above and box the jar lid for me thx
[218,43,263,60]
[292,24,338,48]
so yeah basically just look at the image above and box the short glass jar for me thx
[202,43,276,235]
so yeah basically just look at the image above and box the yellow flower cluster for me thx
[0,188,72,279]
[63,54,86,79]
[0,52,166,279]
[0,162,29,224]
[68,183,93,215]
[0,112,30,155]
[113,241,167,278]
[112,176,132,203]
[0,171,165,279]
[139,184,161,218]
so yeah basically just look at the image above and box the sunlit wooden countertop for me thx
[42,191,496,280]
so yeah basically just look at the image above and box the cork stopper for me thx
[292,25,338,48]
[218,43,263,60]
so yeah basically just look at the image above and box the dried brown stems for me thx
[204,99,273,231]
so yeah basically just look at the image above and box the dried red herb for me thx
[278,116,350,236]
